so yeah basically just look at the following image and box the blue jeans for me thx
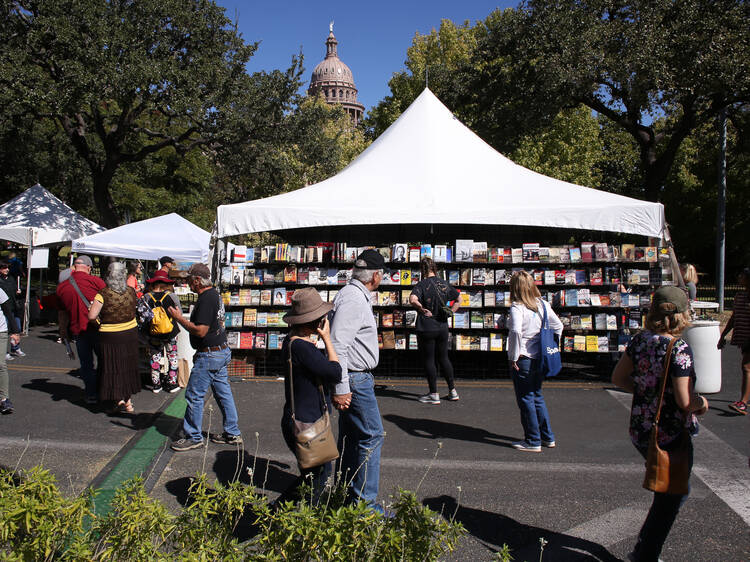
[512,357,554,447]
[75,331,98,400]
[183,347,240,442]
[338,371,384,507]
[10,316,21,352]
[631,439,693,561]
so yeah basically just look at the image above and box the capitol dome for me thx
[308,25,365,124]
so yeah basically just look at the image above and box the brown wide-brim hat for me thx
[283,287,333,325]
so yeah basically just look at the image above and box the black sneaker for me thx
[210,432,243,445]
[164,384,181,394]
[0,398,14,415]
[171,438,204,452]
[152,385,163,394]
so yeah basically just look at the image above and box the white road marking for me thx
[562,506,647,547]
[0,437,121,453]
[607,389,750,526]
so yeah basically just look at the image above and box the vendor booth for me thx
[0,184,105,332]
[214,89,696,381]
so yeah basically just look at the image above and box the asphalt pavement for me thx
[2,325,748,561]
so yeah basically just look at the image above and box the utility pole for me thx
[715,107,727,313]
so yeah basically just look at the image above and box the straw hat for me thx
[283,287,333,325]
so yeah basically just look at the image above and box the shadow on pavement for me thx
[212,450,295,494]
[109,412,184,437]
[383,414,518,447]
[375,385,421,401]
[424,495,619,562]
[21,377,89,408]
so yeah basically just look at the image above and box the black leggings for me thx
[417,327,455,394]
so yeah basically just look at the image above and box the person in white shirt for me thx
[507,271,563,452]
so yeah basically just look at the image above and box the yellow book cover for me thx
[400,270,412,285]
[586,335,599,352]
[458,292,471,308]
[243,308,257,327]
[573,335,586,351]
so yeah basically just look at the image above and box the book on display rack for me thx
[222,239,671,354]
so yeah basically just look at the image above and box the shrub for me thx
[0,466,465,561]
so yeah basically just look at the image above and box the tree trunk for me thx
[91,168,121,228]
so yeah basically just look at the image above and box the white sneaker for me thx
[446,388,460,401]
[542,440,556,448]
[11,350,25,357]
[418,393,440,405]
[511,441,541,452]
[5,353,14,361]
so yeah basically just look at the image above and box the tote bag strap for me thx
[287,335,327,421]
[537,298,549,329]
[653,338,677,425]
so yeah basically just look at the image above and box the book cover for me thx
[472,242,488,262]
[573,335,586,351]
[448,270,460,285]
[564,270,576,284]
[599,294,611,306]
[554,270,566,285]
[227,331,240,349]
[326,268,338,285]
[645,247,657,262]
[581,243,594,262]
[460,268,472,286]
[621,244,635,261]
[457,292,471,308]
[408,333,419,350]
[479,336,489,351]
[470,311,483,329]
[327,289,339,302]
[544,270,556,285]
[538,247,550,263]
[472,268,486,286]
[590,268,603,285]
[401,290,412,305]
[453,311,469,328]
[337,269,349,285]
[256,312,268,327]
[283,264,297,283]
[446,247,453,263]
[392,309,404,327]
[381,330,396,351]
[522,243,540,263]
[594,243,609,261]
[574,270,588,285]
[580,314,593,330]
[243,308,257,327]
[577,288,591,306]
[395,333,406,350]
[285,290,294,306]
[250,289,260,306]
[489,247,500,263]
[559,247,570,263]
[490,333,504,351]
[272,288,286,306]
[484,291,496,307]
[345,246,359,262]
[533,270,544,285]
[433,245,448,263]
[242,268,254,286]
[420,244,433,259]
[254,332,266,349]
[629,310,642,329]
[563,336,574,352]
[239,332,254,349]
[268,331,279,351]
[638,270,650,285]
[405,310,418,327]
[606,314,618,330]
[495,269,508,285]
[634,247,646,262]
[273,269,284,284]
[317,290,328,303]
[381,313,394,328]
[594,313,607,330]
[502,248,512,263]
[384,268,400,284]
[256,289,269,306]
[392,243,407,263]
[400,270,412,285]
[408,246,421,263]
[455,239,474,263]
[598,336,609,352]
[509,248,522,263]
[590,293,602,306]
[569,247,582,262]
[238,289,252,306]
[412,270,421,284]
[585,335,599,352]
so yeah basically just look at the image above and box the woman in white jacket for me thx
[507,271,563,452]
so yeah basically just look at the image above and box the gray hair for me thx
[352,268,381,284]
[105,262,128,293]
[192,275,213,288]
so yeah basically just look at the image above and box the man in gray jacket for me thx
[331,249,385,512]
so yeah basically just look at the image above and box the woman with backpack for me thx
[409,257,461,404]
[138,270,181,393]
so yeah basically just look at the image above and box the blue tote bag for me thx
[538,301,562,377]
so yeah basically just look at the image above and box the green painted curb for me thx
[92,390,187,518]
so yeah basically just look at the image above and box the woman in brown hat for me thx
[276,287,342,506]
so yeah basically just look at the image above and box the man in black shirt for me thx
[167,263,242,451]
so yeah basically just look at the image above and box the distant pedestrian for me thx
[507,270,563,452]
[330,249,385,512]
[139,270,181,393]
[168,263,241,451]
[0,287,21,414]
[126,260,144,298]
[88,262,140,413]
[680,263,698,301]
[409,257,460,404]
[276,288,341,505]
[612,286,708,562]
[157,256,176,276]
[56,255,106,404]
[0,261,23,359]
[718,267,750,415]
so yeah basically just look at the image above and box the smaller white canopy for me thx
[72,213,210,263]
[0,184,104,246]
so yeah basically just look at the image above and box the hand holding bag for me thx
[538,300,562,377]
[642,338,691,495]
[287,337,339,470]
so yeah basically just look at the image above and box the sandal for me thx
[729,401,747,415]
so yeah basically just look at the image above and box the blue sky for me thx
[215,1,518,112]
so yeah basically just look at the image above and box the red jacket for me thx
[56,271,106,335]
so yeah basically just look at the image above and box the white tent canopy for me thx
[218,89,666,239]
[0,184,104,246]
[72,213,210,263]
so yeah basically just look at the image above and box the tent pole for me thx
[24,228,33,335]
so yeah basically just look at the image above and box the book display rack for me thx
[220,240,673,378]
